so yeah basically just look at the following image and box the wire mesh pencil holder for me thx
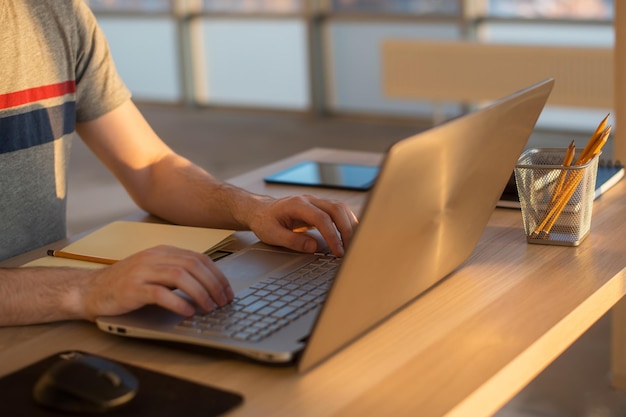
[514,148,599,246]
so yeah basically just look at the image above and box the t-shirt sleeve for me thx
[72,0,131,123]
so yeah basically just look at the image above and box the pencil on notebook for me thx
[46,249,117,265]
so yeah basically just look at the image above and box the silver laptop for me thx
[97,79,554,372]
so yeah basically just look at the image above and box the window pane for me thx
[98,18,181,101]
[202,0,303,13]
[487,0,613,20]
[328,22,462,116]
[199,19,309,109]
[330,0,460,15]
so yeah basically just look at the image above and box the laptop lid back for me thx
[298,79,554,372]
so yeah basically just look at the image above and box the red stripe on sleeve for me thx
[0,81,77,110]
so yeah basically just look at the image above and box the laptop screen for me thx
[298,79,554,372]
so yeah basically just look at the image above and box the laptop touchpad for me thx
[217,248,316,293]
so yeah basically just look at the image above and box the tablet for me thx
[264,161,379,191]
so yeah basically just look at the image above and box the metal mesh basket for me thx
[514,148,599,246]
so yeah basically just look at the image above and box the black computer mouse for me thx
[33,353,139,414]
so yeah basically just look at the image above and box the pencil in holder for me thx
[514,148,599,246]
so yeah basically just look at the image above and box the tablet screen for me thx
[264,161,379,191]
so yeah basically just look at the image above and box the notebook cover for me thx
[61,221,235,261]
[0,350,243,417]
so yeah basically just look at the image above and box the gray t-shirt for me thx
[0,1,131,261]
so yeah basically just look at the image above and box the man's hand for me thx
[79,245,234,321]
[246,194,358,257]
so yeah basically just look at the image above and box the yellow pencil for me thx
[578,126,610,165]
[46,249,117,265]
[542,170,584,235]
[577,114,610,164]
[549,140,576,204]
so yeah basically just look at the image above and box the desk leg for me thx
[615,1,626,162]
[611,295,626,390]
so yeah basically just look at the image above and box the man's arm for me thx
[0,267,89,326]
[0,245,233,327]
[76,99,358,256]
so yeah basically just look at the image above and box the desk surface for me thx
[1,148,625,417]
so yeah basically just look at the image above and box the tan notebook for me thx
[24,221,235,268]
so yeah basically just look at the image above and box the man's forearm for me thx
[134,153,269,230]
[0,267,89,326]
[76,100,272,232]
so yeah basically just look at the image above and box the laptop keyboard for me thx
[176,255,340,342]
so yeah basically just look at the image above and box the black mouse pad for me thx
[0,350,244,416]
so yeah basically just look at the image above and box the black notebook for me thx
[497,160,625,209]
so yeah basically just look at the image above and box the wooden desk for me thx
[1,148,625,417]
